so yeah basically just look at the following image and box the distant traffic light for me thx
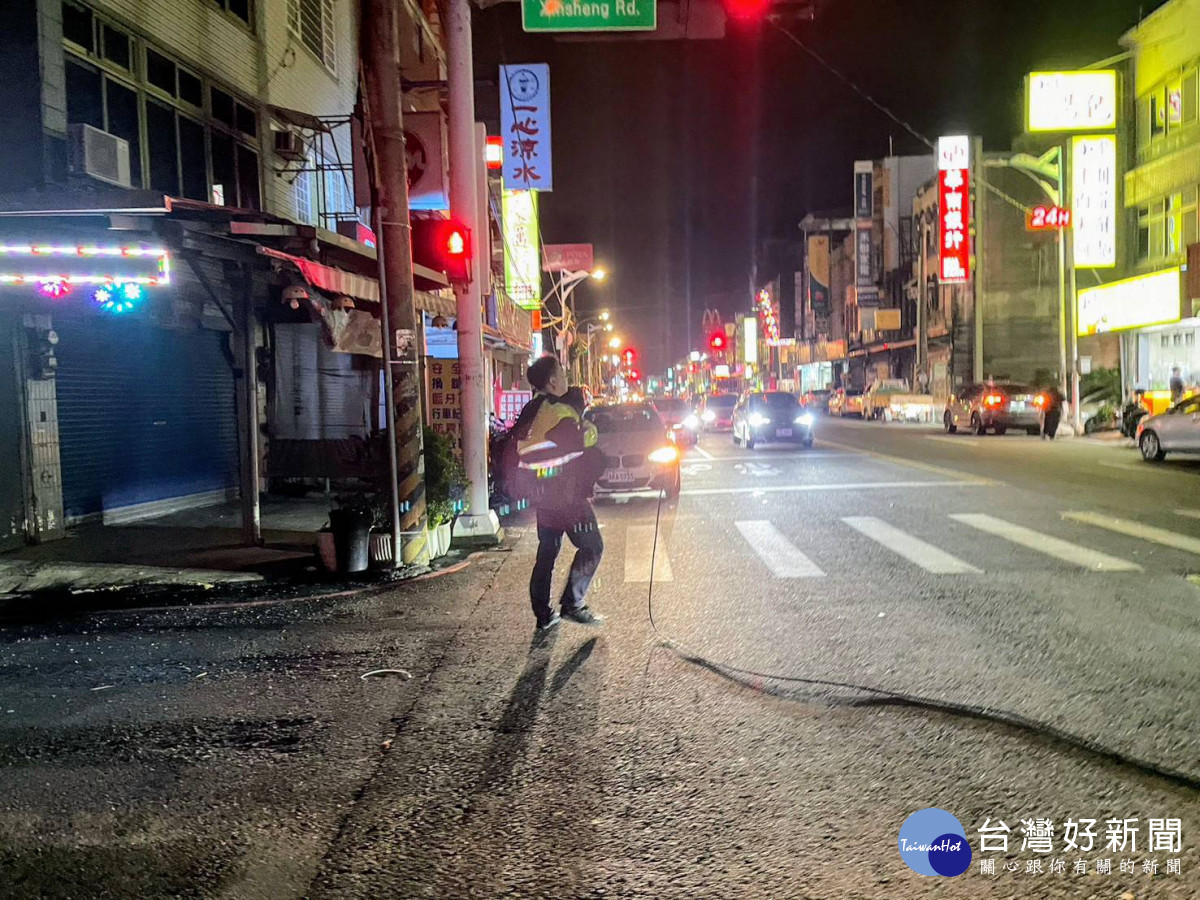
[709,332,726,352]
[622,348,636,367]
[724,0,771,19]
[629,369,640,381]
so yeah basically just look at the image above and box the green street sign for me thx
[522,0,657,33]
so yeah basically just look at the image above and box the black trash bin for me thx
[329,508,372,574]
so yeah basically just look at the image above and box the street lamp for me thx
[600,310,611,321]
[543,267,610,368]
[608,336,622,349]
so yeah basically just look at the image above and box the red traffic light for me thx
[622,348,636,366]
[438,219,472,284]
[709,332,726,351]
[629,369,640,381]
[724,0,771,19]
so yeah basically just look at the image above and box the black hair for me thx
[527,355,562,392]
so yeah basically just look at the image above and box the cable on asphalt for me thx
[644,487,1200,793]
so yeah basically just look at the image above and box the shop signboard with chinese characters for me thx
[807,235,830,316]
[937,135,971,283]
[502,189,542,311]
[1026,71,1117,133]
[542,243,593,272]
[1077,267,1182,336]
[1072,134,1117,268]
[522,0,656,32]
[854,160,874,291]
[499,65,553,191]
[427,359,463,453]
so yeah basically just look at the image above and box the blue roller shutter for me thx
[54,316,239,521]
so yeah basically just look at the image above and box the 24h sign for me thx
[522,0,656,33]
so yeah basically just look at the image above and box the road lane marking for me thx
[734,521,825,578]
[691,446,715,461]
[924,435,978,446]
[1064,512,1200,556]
[681,480,993,497]
[818,438,1001,485]
[1097,460,1146,472]
[1176,509,1200,520]
[949,513,1141,572]
[625,525,673,583]
[841,517,982,574]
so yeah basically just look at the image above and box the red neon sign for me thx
[937,136,970,284]
[1026,205,1072,231]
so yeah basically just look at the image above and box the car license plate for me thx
[604,469,635,484]
[776,428,793,438]
[1011,402,1025,411]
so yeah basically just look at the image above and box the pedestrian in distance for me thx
[1040,384,1064,440]
[1169,366,1185,403]
[509,356,605,633]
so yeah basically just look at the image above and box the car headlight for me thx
[683,414,700,430]
[795,413,814,426]
[701,410,716,423]
[648,446,678,465]
[748,412,770,427]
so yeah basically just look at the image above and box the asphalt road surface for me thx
[2,417,1199,898]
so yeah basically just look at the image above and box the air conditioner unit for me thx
[273,129,306,161]
[68,124,131,188]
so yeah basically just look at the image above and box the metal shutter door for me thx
[54,316,239,521]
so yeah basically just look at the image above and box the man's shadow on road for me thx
[472,635,599,802]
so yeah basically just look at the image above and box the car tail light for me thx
[1033,395,1046,408]
[983,393,1004,407]
[648,446,678,465]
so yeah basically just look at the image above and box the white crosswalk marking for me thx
[1064,512,1200,556]
[949,514,1141,572]
[734,521,825,578]
[625,525,673,583]
[841,517,981,574]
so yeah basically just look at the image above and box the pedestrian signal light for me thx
[439,219,472,284]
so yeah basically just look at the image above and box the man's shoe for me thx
[537,613,562,632]
[562,606,605,626]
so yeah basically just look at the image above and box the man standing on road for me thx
[1040,384,1064,440]
[1169,366,1185,403]
[512,356,605,632]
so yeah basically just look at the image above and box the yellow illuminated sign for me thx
[1027,71,1117,133]
[1077,267,1182,336]
[502,189,541,311]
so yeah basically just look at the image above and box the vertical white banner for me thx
[499,64,553,191]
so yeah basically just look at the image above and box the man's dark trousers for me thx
[530,502,604,624]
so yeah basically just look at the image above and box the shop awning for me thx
[257,245,379,304]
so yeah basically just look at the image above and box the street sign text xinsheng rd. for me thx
[522,0,656,33]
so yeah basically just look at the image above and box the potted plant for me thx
[424,427,468,558]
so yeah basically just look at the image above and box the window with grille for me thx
[294,161,314,225]
[288,0,337,73]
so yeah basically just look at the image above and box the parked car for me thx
[585,403,681,497]
[652,396,699,446]
[801,389,833,413]
[1137,395,1200,462]
[732,391,815,449]
[828,388,865,418]
[944,382,1040,435]
[699,393,738,432]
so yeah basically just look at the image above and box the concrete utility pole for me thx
[361,0,426,564]
[446,0,502,546]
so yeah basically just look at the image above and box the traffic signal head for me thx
[724,0,771,20]
[485,136,503,170]
[622,348,636,367]
[438,219,472,284]
[709,332,726,351]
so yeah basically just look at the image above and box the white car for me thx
[585,403,682,497]
[1137,395,1200,462]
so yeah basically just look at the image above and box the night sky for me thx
[474,0,1164,373]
